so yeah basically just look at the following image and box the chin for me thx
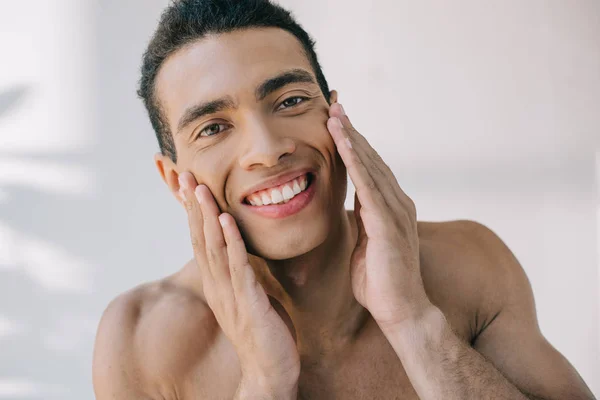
[244,215,331,261]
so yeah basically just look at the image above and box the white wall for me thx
[0,1,597,398]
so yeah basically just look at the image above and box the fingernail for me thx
[339,103,346,115]
[345,137,352,149]
[179,187,186,201]
[195,185,203,204]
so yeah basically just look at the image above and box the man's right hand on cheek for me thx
[178,171,300,399]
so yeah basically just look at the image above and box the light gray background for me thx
[0,0,598,398]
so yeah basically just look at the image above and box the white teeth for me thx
[270,189,284,204]
[282,185,294,200]
[292,181,301,195]
[260,192,272,205]
[246,174,311,206]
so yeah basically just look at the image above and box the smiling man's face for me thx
[155,27,347,260]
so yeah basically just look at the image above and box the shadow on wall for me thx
[0,1,186,399]
[0,86,29,117]
[0,84,99,399]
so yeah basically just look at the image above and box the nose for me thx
[238,117,296,169]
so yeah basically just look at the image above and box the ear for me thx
[329,89,338,105]
[154,153,185,205]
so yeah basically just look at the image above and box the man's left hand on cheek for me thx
[327,103,436,333]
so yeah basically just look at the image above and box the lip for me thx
[242,174,317,219]
[239,168,315,203]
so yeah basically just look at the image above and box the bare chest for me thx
[297,352,419,400]
[177,314,475,398]
[296,324,422,400]
[295,307,471,400]
[179,311,472,400]
[181,324,430,400]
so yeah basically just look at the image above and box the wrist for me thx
[375,297,439,332]
[379,304,446,346]
[236,372,298,400]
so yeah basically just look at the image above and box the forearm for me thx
[382,306,528,400]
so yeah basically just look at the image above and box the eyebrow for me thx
[177,97,236,134]
[176,68,317,135]
[255,68,316,101]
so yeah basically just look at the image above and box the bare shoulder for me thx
[418,219,516,264]
[92,267,222,399]
[417,220,526,338]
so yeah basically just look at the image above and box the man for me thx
[92,0,596,399]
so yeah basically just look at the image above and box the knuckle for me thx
[399,210,412,226]
[206,248,220,265]
[371,150,383,163]
[231,235,244,248]
[214,236,227,249]
[408,200,417,216]
[352,153,364,166]
[369,160,380,174]
[403,197,417,217]
[191,236,201,252]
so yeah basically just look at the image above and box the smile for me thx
[245,173,311,206]
[242,173,316,219]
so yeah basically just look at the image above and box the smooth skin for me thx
[93,28,596,399]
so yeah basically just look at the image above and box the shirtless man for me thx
[92,1,596,399]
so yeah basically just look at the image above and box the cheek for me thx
[310,124,338,169]
[177,142,235,207]
[285,113,336,159]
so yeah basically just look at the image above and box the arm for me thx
[380,222,596,400]
[325,103,595,400]
[384,307,535,399]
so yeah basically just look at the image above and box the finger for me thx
[327,116,388,216]
[330,103,413,210]
[329,103,391,180]
[195,184,232,288]
[332,113,418,235]
[218,213,258,301]
[338,116,398,210]
[179,171,210,279]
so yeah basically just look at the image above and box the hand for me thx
[178,172,300,397]
[327,104,435,330]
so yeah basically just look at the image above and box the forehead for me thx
[155,28,314,128]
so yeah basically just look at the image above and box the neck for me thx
[262,208,369,360]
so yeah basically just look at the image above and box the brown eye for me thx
[199,123,227,137]
[277,96,307,110]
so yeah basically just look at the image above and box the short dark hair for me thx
[137,0,331,163]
